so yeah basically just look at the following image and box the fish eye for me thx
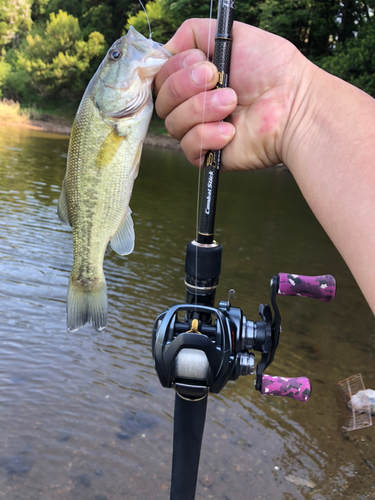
[108,49,122,61]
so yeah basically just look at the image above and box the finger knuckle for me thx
[189,94,203,119]
[168,76,184,103]
[164,113,184,142]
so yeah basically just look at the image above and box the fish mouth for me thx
[104,87,150,120]
[156,44,173,58]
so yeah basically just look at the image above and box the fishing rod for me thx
[152,1,336,498]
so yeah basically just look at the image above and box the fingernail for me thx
[213,88,236,106]
[192,63,216,86]
[218,122,235,137]
[182,51,206,68]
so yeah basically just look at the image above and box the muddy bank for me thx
[145,132,181,149]
[0,117,72,136]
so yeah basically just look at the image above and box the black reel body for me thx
[152,276,279,398]
[152,304,235,398]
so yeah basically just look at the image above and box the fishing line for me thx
[137,0,152,38]
[194,0,215,309]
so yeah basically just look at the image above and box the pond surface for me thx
[0,124,374,500]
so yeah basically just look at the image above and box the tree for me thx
[125,0,261,45]
[0,0,33,49]
[259,0,338,58]
[5,10,106,102]
[80,0,143,43]
[81,3,121,42]
[321,20,375,96]
[126,0,177,43]
[257,0,375,59]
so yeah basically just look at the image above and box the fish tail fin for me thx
[67,275,108,333]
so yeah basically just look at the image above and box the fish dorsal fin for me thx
[110,208,135,255]
[57,180,70,225]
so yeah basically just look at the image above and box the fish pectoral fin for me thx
[110,208,135,256]
[57,180,70,225]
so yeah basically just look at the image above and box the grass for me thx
[0,99,32,122]
[0,98,76,131]
[0,98,48,122]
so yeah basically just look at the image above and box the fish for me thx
[57,27,170,332]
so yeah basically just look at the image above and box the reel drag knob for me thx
[260,374,311,402]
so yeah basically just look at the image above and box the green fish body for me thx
[57,27,170,332]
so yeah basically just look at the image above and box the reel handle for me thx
[277,273,336,302]
[260,375,311,402]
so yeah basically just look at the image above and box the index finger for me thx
[163,19,216,57]
[154,49,207,95]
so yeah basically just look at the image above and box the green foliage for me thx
[235,0,262,27]
[125,0,262,45]
[0,54,11,98]
[0,0,33,48]
[31,0,50,22]
[259,0,339,58]
[43,0,82,20]
[320,21,375,97]
[1,0,374,109]
[82,4,119,42]
[126,0,177,43]
[80,0,143,42]
[4,10,106,103]
[165,0,214,24]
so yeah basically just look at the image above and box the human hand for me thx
[155,19,319,172]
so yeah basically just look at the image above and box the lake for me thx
[0,124,374,500]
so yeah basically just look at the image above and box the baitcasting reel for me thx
[152,272,336,402]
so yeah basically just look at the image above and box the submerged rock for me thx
[348,389,375,415]
[73,473,92,488]
[116,410,159,441]
[3,455,33,474]
[285,475,316,489]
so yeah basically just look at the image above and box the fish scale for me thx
[57,27,170,332]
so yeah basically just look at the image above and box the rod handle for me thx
[260,375,311,402]
[277,273,336,302]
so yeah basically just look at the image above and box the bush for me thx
[4,10,106,103]
[320,22,375,97]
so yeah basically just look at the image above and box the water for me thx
[0,125,374,500]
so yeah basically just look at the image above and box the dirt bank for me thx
[0,116,181,150]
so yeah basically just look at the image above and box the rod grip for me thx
[261,375,311,402]
[197,0,235,243]
[277,273,336,302]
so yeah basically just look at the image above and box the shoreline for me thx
[0,117,181,150]
[0,117,287,167]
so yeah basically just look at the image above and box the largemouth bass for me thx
[57,27,170,332]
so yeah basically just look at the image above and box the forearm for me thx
[284,64,375,313]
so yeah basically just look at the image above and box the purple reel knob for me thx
[278,273,336,302]
[260,375,311,402]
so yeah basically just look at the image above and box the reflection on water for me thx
[0,125,374,500]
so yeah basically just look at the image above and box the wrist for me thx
[281,57,333,172]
